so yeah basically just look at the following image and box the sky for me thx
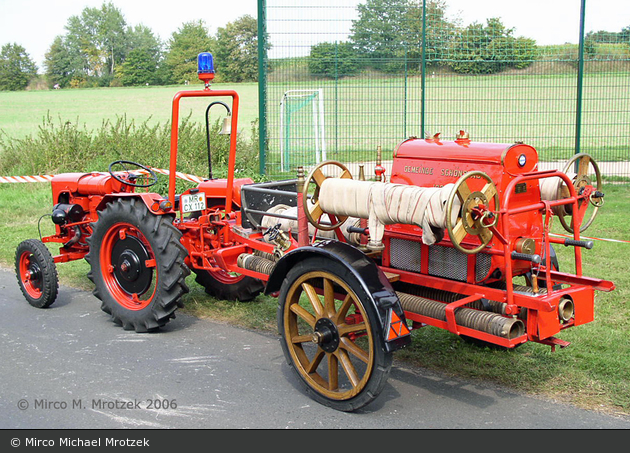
[0,0,628,72]
[0,0,258,71]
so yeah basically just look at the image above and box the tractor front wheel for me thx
[86,198,189,332]
[15,239,59,308]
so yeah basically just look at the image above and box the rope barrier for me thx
[0,167,205,185]
[550,232,630,244]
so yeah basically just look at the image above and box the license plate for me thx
[181,193,206,213]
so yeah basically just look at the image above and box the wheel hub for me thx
[111,235,152,295]
[312,318,340,353]
[26,262,42,289]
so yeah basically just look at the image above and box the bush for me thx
[448,19,538,74]
[308,41,361,79]
[0,114,262,189]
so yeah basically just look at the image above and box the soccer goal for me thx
[279,89,326,172]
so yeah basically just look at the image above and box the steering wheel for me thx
[445,171,499,254]
[302,161,353,231]
[557,153,602,233]
[108,160,158,188]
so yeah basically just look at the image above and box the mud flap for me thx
[266,240,411,353]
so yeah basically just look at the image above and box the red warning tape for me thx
[550,232,630,244]
[0,167,204,185]
[3,171,628,245]
[0,174,55,183]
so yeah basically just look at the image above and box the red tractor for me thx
[15,53,615,411]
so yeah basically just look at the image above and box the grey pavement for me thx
[1,269,629,429]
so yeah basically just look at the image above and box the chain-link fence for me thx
[257,0,630,181]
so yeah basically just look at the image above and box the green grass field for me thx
[260,71,630,175]
[0,82,260,141]
[3,73,628,178]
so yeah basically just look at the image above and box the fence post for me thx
[335,41,339,156]
[421,0,427,138]
[575,0,586,156]
[257,0,268,175]
[404,45,408,139]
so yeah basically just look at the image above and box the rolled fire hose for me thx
[317,179,461,249]
[260,204,362,245]
[539,172,577,216]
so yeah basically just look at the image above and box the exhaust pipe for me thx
[396,291,525,340]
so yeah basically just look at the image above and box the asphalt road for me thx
[1,269,629,430]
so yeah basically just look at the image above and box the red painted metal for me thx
[169,87,240,212]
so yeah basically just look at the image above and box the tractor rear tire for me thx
[15,239,59,308]
[193,269,263,302]
[86,198,190,332]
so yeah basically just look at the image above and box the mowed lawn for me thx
[260,71,630,175]
[0,82,260,140]
[2,72,628,168]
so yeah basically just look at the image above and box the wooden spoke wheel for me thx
[302,161,353,231]
[558,153,602,233]
[277,257,392,411]
[445,171,499,255]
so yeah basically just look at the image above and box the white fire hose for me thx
[317,179,460,250]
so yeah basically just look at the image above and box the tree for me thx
[0,43,37,91]
[164,21,215,84]
[214,15,259,82]
[46,1,128,86]
[117,25,164,86]
[351,0,414,72]
[308,41,360,79]
[448,18,537,74]
[350,0,456,73]
[44,36,76,88]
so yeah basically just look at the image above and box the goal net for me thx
[280,89,326,172]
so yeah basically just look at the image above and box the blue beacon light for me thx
[198,52,215,85]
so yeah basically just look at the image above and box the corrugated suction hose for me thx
[396,291,525,340]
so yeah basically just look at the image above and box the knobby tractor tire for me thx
[193,269,264,302]
[277,257,392,412]
[15,239,59,308]
[85,198,190,332]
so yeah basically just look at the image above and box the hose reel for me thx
[445,171,499,255]
[303,161,498,254]
[559,153,602,233]
[540,153,602,233]
[302,161,353,231]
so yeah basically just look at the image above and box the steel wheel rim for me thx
[100,222,157,310]
[209,269,246,284]
[19,251,43,299]
[283,270,375,401]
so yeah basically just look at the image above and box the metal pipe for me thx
[558,296,575,322]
